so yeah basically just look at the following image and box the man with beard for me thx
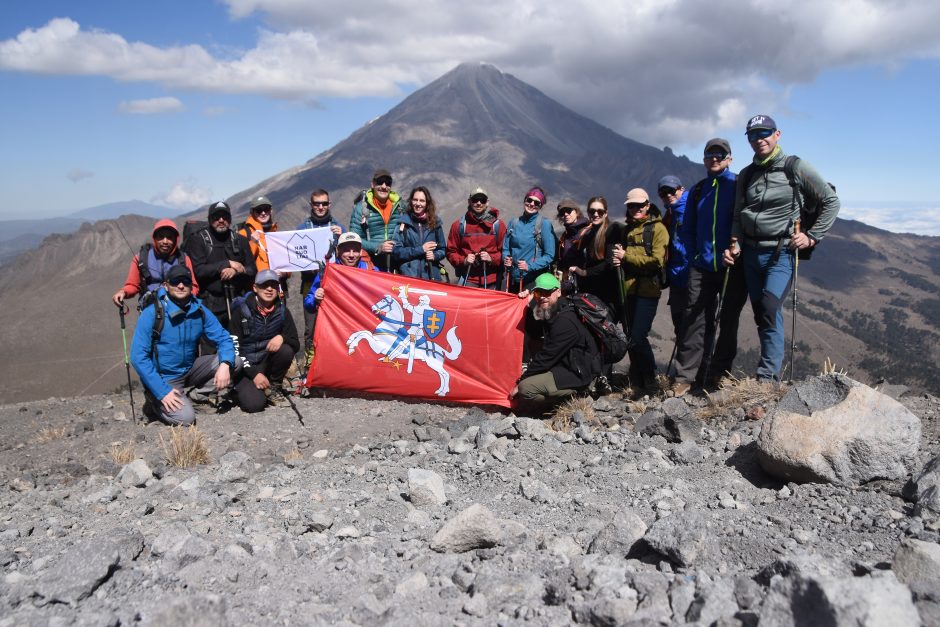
[130,265,238,425]
[297,188,345,365]
[112,219,200,308]
[510,273,602,410]
[446,187,505,289]
[185,201,256,330]
[350,169,404,272]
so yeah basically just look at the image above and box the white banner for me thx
[265,228,335,272]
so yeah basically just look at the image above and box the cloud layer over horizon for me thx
[2,1,939,149]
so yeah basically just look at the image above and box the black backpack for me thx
[135,244,188,310]
[565,293,629,364]
[740,155,836,260]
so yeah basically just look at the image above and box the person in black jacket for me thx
[229,270,300,412]
[511,273,602,411]
[184,201,257,331]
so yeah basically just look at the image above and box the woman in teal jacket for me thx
[501,186,557,291]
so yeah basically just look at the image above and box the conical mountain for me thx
[224,62,703,224]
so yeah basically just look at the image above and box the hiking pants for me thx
[624,295,659,386]
[233,344,296,413]
[516,371,578,411]
[148,355,239,426]
[742,246,794,381]
[709,263,748,378]
[673,267,721,384]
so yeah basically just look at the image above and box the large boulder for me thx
[756,374,921,486]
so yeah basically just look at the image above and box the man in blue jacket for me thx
[131,264,238,425]
[657,175,689,336]
[672,138,746,395]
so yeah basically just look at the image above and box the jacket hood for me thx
[152,219,180,256]
[366,189,401,209]
[244,214,277,233]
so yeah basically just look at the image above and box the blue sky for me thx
[1,1,939,235]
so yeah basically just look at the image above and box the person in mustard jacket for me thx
[608,188,669,395]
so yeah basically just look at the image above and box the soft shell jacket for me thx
[228,292,300,379]
[525,303,602,390]
[663,191,690,289]
[445,208,505,288]
[120,219,199,300]
[303,259,376,313]
[238,214,277,272]
[349,189,404,267]
[681,168,737,273]
[557,217,590,274]
[732,146,840,247]
[501,211,558,285]
[184,227,257,316]
[130,288,235,400]
[392,212,447,280]
[608,216,669,299]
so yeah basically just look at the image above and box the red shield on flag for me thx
[306,264,527,407]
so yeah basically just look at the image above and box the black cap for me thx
[208,201,231,219]
[165,264,192,285]
[704,138,731,155]
[745,114,776,133]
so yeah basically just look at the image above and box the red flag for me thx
[306,264,527,407]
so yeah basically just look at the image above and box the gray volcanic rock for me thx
[407,468,447,508]
[430,503,502,553]
[894,538,940,599]
[757,374,921,485]
[642,511,717,567]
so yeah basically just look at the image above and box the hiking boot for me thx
[265,387,291,408]
[671,381,692,397]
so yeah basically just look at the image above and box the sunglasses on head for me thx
[747,128,775,142]
[374,177,393,187]
[524,197,543,208]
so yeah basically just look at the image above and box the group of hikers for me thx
[113,114,839,423]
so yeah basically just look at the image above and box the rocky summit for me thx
[1,374,939,625]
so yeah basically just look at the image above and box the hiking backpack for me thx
[135,244,189,310]
[740,155,837,260]
[565,293,630,364]
[181,220,242,257]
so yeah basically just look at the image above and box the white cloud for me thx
[117,97,184,114]
[841,205,940,236]
[3,3,940,146]
[66,168,93,182]
[154,181,212,210]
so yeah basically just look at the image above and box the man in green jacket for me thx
[723,114,839,382]
[350,168,405,272]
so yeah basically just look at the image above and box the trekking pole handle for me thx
[794,219,801,235]
[730,236,740,257]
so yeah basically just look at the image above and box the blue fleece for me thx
[681,168,737,273]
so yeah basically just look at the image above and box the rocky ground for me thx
[1,375,939,626]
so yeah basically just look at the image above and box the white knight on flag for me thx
[265,227,335,272]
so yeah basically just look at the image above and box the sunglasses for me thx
[310,201,330,207]
[253,207,272,214]
[256,281,279,290]
[169,277,192,287]
[626,202,648,211]
[524,197,543,208]
[658,187,678,196]
[374,177,393,187]
[210,213,230,222]
[470,196,488,205]
[704,152,728,161]
[588,209,607,216]
[533,288,557,297]
[747,128,775,142]
[557,207,576,216]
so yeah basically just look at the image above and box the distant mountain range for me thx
[0,201,176,266]
[1,63,938,404]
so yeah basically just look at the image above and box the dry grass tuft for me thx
[160,425,210,468]
[549,395,598,432]
[37,426,68,443]
[698,375,787,420]
[821,357,847,376]
[283,447,303,463]
[109,441,136,465]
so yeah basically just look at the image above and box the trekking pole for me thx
[788,222,801,383]
[117,304,137,425]
[223,282,233,321]
[279,387,306,426]
[425,259,432,281]
[482,256,488,290]
[702,236,738,385]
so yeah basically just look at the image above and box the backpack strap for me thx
[534,215,543,250]
[151,296,166,366]
[642,222,654,257]
[137,244,153,286]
